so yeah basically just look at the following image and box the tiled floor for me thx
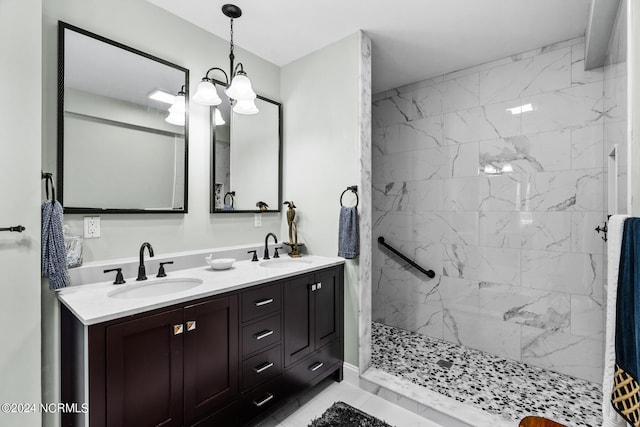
[259,378,442,427]
[371,322,602,427]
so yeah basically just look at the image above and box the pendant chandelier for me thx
[192,4,258,115]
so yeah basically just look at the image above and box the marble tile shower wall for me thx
[371,38,608,383]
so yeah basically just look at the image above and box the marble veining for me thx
[358,30,373,372]
[371,322,602,427]
[372,36,606,383]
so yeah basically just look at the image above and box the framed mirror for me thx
[58,22,189,213]
[211,81,282,213]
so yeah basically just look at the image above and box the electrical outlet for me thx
[254,213,262,228]
[84,216,101,238]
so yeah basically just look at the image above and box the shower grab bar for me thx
[377,236,435,278]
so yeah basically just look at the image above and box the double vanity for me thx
[55,20,341,427]
[58,247,345,426]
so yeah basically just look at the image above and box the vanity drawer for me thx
[242,314,281,357]
[241,282,281,322]
[240,374,283,424]
[285,340,341,395]
[242,345,282,391]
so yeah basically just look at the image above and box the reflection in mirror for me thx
[58,22,189,213]
[211,85,282,213]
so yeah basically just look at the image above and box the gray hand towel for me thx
[42,199,70,290]
[338,206,359,259]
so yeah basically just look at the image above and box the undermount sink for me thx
[259,258,313,269]
[108,278,203,299]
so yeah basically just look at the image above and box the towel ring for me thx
[340,186,359,208]
[42,171,55,201]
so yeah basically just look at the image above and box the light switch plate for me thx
[84,216,101,238]
[254,214,262,228]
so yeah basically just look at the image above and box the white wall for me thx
[42,0,282,263]
[630,0,640,213]
[41,2,282,426]
[281,33,365,366]
[0,0,43,426]
[604,0,629,216]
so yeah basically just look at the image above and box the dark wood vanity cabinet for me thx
[284,267,342,366]
[283,267,344,397]
[61,264,343,427]
[182,298,239,424]
[62,294,238,427]
[104,308,184,427]
[105,297,239,427]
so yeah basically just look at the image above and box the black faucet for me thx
[137,242,155,281]
[263,233,278,260]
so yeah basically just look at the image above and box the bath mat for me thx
[308,401,393,427]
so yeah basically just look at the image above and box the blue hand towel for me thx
[612,217,640,424]
[338,206,359,259]
[41,199,70,290]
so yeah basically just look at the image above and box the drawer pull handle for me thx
[255,298,274,307]
[309,362,324,372]
[173,324,183,335]
[186,321,196,331]
[253,393,274,408]
[254,361,274,374]
[254,329,274,340]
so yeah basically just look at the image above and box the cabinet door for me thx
[106,309,184,427]
[314,268,342,349]
[283,273,314,366]
[183,295,238,425]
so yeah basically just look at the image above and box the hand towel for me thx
[42,199,70,290]
[612,217,640,426]
[603,214,629,427]
[338,206,359,259]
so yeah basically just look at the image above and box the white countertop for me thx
[58,255,344,326]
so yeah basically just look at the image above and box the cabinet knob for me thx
[253,393,274,408]
[186,320,196,331]
[255,298,274,307]
[173,324,184,335]
[253,329,274,340]
[254,361,274,374]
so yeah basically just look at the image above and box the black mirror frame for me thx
[209,79,283,214]
[57,21,190,214]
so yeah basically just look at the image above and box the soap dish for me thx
[205,257,235,270]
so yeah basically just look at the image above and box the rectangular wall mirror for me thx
[211,82,282,213]
[58,22,189,213]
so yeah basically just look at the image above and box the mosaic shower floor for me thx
[371,322,602,427]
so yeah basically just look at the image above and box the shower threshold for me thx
[365,322,602,427]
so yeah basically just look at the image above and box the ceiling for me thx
[147,0,591,94]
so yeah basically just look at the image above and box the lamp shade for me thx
[165,109,185,125]
[193,80,222,106]
[165,93,185,125]
[225,73,257,101]
[232,98,259,115]
[214,108,226,125]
